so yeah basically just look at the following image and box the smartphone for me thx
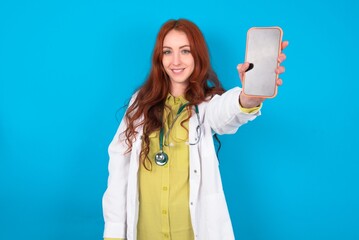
[243,27,283,98]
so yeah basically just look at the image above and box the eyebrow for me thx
[163,45,190,49]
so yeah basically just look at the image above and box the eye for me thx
[181,49,191,54]
[163,49,172,55]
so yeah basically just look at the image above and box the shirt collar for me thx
[166,93,187,106]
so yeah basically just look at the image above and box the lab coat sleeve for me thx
[206,86,260,135]
[102,116,131,238]
[102,93,138,238]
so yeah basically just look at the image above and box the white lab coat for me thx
[103,87,260,240]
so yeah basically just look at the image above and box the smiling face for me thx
[162,30,195,97]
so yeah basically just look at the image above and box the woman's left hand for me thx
[237,41,289,108]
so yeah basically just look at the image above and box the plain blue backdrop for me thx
[1,0,358,239]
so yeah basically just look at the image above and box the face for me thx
[162,30,195,96]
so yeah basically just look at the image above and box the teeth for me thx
[172,69,184,73]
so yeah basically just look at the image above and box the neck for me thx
[170,83,187,97]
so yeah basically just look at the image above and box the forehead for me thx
[163,30,190,47]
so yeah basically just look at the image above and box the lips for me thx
[171,68,185,74]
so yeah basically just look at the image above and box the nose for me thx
[172,51,181,65]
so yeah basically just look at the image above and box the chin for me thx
[170,78,189,84]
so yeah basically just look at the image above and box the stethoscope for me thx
[154,103,201,166]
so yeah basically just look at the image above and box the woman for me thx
[102,19,288,240]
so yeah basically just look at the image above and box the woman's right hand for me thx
[237,41,289,108]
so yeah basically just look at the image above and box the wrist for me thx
[239,93,262,108]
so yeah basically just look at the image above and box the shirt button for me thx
[164,233,169,238]
[162,210,167,214]
[163,186,168,191]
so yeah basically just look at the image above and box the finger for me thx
[278,53,286,63]
[276,78,283,86]
[237,62,250,74]
[276,66,285,74]
[281,41,289,50]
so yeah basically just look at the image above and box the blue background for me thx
[1,0,358,239]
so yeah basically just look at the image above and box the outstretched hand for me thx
[237,41,289,108]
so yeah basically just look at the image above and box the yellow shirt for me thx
[137,94,194,240]
[104,95,261,240]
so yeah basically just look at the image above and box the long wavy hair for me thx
[123,19,225,170]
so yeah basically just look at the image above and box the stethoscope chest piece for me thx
[155,150,168,166]
[154,103,199,167]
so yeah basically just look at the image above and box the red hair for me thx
[123,19,224,169]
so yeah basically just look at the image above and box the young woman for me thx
[102,19,288,240]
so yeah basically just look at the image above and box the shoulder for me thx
[130,90,140,103]
[123,90,140,110]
